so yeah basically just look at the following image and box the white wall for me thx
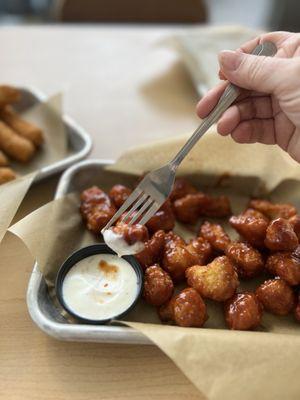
[205,0,275,29]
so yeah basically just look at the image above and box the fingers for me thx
[228,119,276,145]
[274,111,295,151]
[218,50,289,94]
[218,96,274,135]
[196,81,227,118]
[217,106,239,136]
[239,31,293,54]
[217,32,293,83]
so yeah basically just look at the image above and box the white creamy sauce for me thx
[103,228,145,257]
[62,254,139,320]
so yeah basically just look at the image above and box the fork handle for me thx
[170,41,277,169]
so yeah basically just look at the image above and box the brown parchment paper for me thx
[169,25,260,96]
[9,129,300,400]
[0,93,67,242]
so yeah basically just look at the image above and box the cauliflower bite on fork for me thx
[111,221,149,246]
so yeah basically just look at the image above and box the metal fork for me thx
[102,41,277,232]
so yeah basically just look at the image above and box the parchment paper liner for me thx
[169,25,260,96]
[9,129,300,400]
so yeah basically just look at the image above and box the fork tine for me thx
[127,198,154,226]
[121,193,147,223]
[138,202,160,225]
[101,188,142,232]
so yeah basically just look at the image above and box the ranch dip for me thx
[62,253,139,320]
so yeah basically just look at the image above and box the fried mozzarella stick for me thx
[0,167,16,184]
[0,85,21,108]
[0,106,44,146]
[0,121,35,163]
[0,150,8,166]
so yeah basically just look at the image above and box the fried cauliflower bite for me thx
[289,214,300,240]
[249,199,297,220]
[157,296,175,322]
[146,200,175,233]
[112,221,149,245]
[224,292,263,330]
[164,231,186,247]
[256,278,295,316]
[199,221,231,253]
[243,208,270,221]
[80,186,117,233]
[109,184,132,208]
[185,237,213,265]
[135,230,165,270]
[200,195,231,217]
[169,178,197,202]
[173,193,209,223]
[143,265,174,306]
[225,241,264,279]
[264,218,298,252]
[162,235,198,282]
[229,211,269,248]
[158,288,207,328]
[266,250,300,286]
[186,256,239,301]
[294,292,300,323]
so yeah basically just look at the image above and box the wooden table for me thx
[0,25,202,400]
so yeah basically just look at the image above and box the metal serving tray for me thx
[26,160,151,345]
[16,87,92,183]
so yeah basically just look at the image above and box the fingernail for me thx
[219,50,243,71]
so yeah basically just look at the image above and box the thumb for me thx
[218,50,287,93]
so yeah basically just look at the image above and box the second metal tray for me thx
[26,160,151,345]
[15,87,92,183]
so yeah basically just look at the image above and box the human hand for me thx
[196,31,300,162]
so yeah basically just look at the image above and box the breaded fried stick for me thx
[0,121,35,163]
[0,106,44,146]
[0,150,8,166]
[0,85,20,107]
[0,167,16,184]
